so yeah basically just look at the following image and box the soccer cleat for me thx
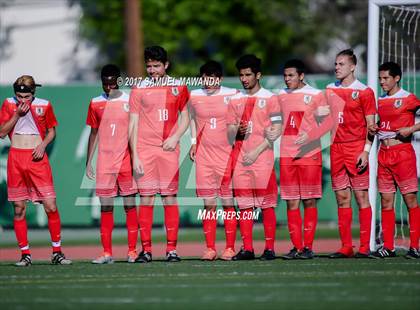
[15,254,32,267]
[232,248,255,261]
[328,247,354,259]
[127,251,137,263]
[220,248,236,261]
[281,247,300,260]
[405,248,420,259]
[201,248,217,261]
[371,247,396,259]
[51,252,72,265]
[135,251,153,263]
[298,247,315,259]
[260,249,276,260]
[92,253,114,264]
[166,250,181,262]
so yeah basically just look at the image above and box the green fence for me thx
[0,75,418,227]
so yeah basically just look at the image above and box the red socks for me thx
[359,207,372,254]
[125,207,138,252]
[338,207,353,251]
[223,206,237,249]
[164,204,179,252]
[287,208,303,251]
[239,208,254,251]
[139,205,153,253]
[14,218,30,255]
[408,206,420,249]
[381,208,395,250]
[47,209,62,253]
[303,207,318,250]
[262,207,276,250]
[100,211,114,255]
[202,209,217,250]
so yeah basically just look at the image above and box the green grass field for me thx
[0,258,419,310]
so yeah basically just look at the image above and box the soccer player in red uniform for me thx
[129,46,190,262]
[326,49,377,258]
[0,76,71,266]
[372,61,420,259]
[227,54,282,260]
[189,61,238,261]
[86,64,138,264]
[273,59,331,259]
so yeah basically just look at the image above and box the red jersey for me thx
[377,88,420,132]
[0,97,58,140]
[189,86,237,165]
[278,84,327,165]
[86,92,131,173]
[326,80,376,143]
[129,78,189,147]
[227,88,281,170]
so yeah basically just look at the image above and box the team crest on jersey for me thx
[35,107,44,116]
[394,99,402,108]
[351,91,359,100]
[224,96,231,105]
[303,95,312,105]
[123,103,130,112]
[171,87,179,96]
[258,99,266,108]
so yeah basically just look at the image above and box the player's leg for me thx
[201,198,218,261]
[136,195,154,263]
[220,198,237,260]
[402,192,420,259]
[300,198,317,259]
[92,197,115,264]
[123,195,138,263]
[162,194,181,262]
[13,201,32,266]
[353,189,372,257]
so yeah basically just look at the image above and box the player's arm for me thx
[356,114,375,171]
[163,108,190,151]
[188,105,197,161]
[32,127,55,160]
[397,99,420,137]
[0,103,30,139]
[128,113,144,176]
[85,127,98,179]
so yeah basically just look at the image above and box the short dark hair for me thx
[144,46,168,63]
[199,60,223,77]
[379,61,402,79]
[337,49,357,65]
[235,54,262,74]
[101,64,121,78]
[284,59,306,75]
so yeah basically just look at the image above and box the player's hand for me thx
[16,102,30,117]
[368,123,379,136]
[86,162,95,180]
[295,132,309,145]
[163,135,178,151]
[316,105,330,117]
[238,121,251,137]
[132,155,144,177]
[243,149,259,166]
[396,126,413,138]
[189,144,197,161]
[356,151,369,171]
[264,126,279,142]
[32,143,45,161]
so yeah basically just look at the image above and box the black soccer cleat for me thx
[405,248,420,259]
[260,249,276,260]
[232,248,255,261]
[166,250,181,262]
[328,252,352,259]
[298,247,315,259]
[135,251,153,263]
[51,252,72,265]
[281,247,300,260]
[371,247,397,259]
[354,252,372,259]
[15,254,32,267]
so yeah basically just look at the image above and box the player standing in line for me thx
[129,46,190,262]
[189,60,238,261]
[372,61,420,259]
[227,54,282,260]
[0,76,71,266]
[326,49,377,258]
[86,64,139,264]
[267,59,331,259]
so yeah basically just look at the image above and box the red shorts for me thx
[195,161,232,199]
[7,147,56,202]
[96,170,137,198]
[136,144,179,196]
[233,168,278,210]
[330,141,369,191]
[378,143,418,194]
[280,164,322,200]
